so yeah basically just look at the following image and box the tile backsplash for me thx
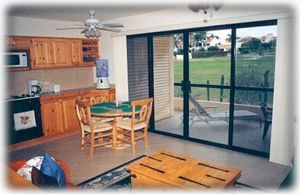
[7,67,95,97]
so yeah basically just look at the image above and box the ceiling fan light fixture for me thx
[84,28,101,38]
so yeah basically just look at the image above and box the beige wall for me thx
[6,67,94,97]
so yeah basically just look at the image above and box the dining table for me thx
[90,101,141,149]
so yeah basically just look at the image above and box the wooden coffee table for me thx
[127,150,241,189]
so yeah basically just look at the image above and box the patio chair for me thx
[259,102,273,140]
[181,94,261,126]
[186,94,218,125]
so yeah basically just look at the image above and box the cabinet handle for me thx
[52,109,54,112]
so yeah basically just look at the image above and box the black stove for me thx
[6,94,43,144]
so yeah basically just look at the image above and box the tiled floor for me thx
[8,132,291,190]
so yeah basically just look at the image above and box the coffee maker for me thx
[28,80,42,96]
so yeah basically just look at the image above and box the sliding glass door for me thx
[127,20,277,157]
[232,25,276,153]
[188,29,231,144]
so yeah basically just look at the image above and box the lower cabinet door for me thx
[61,97,80,132]
[41,101,63,136]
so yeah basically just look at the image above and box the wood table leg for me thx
[113,117,130,150]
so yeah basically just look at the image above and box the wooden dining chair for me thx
[115,98,153,154]
[90,95,114,123]
[75,98,116,158]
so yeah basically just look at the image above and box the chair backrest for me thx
[75,98,93,128]
[188,94,208,115]
[259,102,273,121]
[131,98,153,128]
[90,95,110,105]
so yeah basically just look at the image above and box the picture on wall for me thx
[96,59,109,78]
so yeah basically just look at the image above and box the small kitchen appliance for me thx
[96,59,110,89]
[28,80,42,96]
[5,50,29,68]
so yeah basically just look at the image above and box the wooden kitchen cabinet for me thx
[40,100,64,136]
[40,88,115,137]
[61,96,80,132]
[7,36,31,50]
[31,38,53,68]
[69,39,83,65]
[6,35,98,70]
[40,94,79,136]
[51,39,71,67]
[31,38,71,69]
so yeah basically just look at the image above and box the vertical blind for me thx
[127,37,149,101]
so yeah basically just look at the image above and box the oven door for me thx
[7,98,43,145]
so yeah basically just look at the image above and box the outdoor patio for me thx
[155,109,271,154]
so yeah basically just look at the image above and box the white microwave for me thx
[5,51,29,68]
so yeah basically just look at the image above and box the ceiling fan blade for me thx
[73,24,85,26]
[96,26,121,32]
[102,23,124,28]
[81,29,88,34]
[56,27,86,30]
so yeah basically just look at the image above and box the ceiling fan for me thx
[188,2,223,22]
[56,10,124,38]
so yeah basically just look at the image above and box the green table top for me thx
[91,101,140,114]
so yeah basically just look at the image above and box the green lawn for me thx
[174,55,275,86]
[173,55,275,104]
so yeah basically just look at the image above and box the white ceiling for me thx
[7,5,176,22]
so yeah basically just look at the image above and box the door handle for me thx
[181,80,191,92]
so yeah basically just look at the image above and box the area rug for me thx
[77,155,146,190]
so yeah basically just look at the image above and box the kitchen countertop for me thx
[40,86,115,99]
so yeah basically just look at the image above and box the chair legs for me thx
[144,127,148,149]
[90,133,95,159]
[131,130,136,154]
[262,122,271,140]
[81,137,85,151]
[81,131,115,159]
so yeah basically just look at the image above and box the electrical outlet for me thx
[44,81,49,85]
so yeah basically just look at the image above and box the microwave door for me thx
[7,54,21,66]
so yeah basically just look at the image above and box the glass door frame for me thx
[127,19,277,158]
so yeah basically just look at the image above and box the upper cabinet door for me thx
[31,38,52,68]
[69,39,83,65]
[51,39,71,67]
[7,36,31,50]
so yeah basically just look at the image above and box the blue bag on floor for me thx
[40,153,66,188]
